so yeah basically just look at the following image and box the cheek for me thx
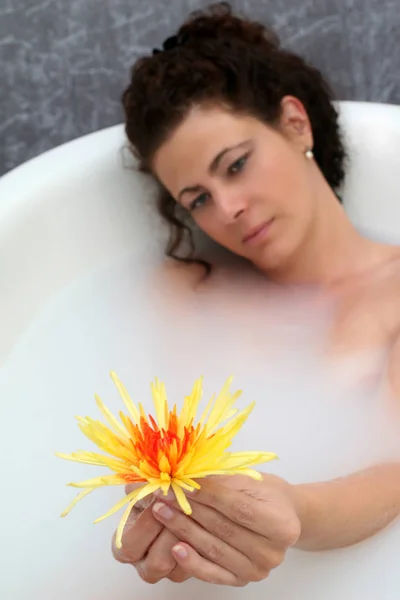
[194,211,246,254]
[195,211,226,241]
[263,153,312,214]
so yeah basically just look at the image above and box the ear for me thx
[279,96,314,150]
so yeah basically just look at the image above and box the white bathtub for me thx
[1,101,400,600]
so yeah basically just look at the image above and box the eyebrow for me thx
[177,140,251,202]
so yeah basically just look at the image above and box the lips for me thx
[242,219,274,244]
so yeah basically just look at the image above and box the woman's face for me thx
[152,97,319,273]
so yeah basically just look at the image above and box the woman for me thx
[113,2,400,588]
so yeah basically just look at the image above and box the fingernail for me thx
[153,501,174,520]
[186,487,198,496]
[173,544,188,559]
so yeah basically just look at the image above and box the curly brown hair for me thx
[122,2,347,273]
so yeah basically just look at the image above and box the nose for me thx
[215,191,247,224]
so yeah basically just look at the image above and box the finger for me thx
[172,543,243,587]
[139,529,180,584]
[138,553,190,585]
[167,565,191,584]
[112,505,163,564]
[183,498,283,573]
[188,480,299,545]
[152,501,254,581]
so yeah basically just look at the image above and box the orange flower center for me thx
[130,413,199,477]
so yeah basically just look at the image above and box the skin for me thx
[113,97,400,586]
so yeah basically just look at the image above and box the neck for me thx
[261,174,395,288]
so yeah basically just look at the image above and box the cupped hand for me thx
[150,474,301,587]
[112,485,190,584]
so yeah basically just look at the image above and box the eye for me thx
[228,153,249,176]
[189,192,210,212]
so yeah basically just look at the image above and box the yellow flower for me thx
[57,373,277,549]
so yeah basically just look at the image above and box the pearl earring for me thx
[305,148,314,160]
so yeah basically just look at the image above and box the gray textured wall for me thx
[1,0,399,177]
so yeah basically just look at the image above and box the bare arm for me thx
[387,332,400,399]
[294,332,400,551]
[293,462,400,550]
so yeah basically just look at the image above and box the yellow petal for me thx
[115,498,137,549]
[128,463,149,479]
[68,474,124,488]
[205,377,242,434]
[172,482,192,514]
[159,454,171,474]
[169,437,178,467]
[76,419,133,457]
[160,480,171,495]
[186,436,232,470]
[186,377,203,426]
[56,451,129,472]
[234,469,264,480]
[135,482,162,501]
[173,478,199,492]
[173,449,195,477]
[94,487,144,523]
[183,469,238,479]
[110,371,140,424]
[197,392,215,427]
[188,442,272,474]
[60,488,96,517]
[151,378,168,430]
[56,451,102,465]
[210,402,256,442]
[119,412,140,442]
[178,477,201,490]
[220,451,278,470]
[138,403,149,425]
[138,459,160,479]
[178,377,203,436]
[95,394,130,439]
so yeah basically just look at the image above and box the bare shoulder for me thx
[381,248,400,399]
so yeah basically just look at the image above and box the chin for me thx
[251,242,296,275]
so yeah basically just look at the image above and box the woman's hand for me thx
[111,487,190,584]
[150,474,301,586]
[113,463,400,586]
[112,474,300,586]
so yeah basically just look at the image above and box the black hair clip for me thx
[163,34,179,51]
[152,32,188,56]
